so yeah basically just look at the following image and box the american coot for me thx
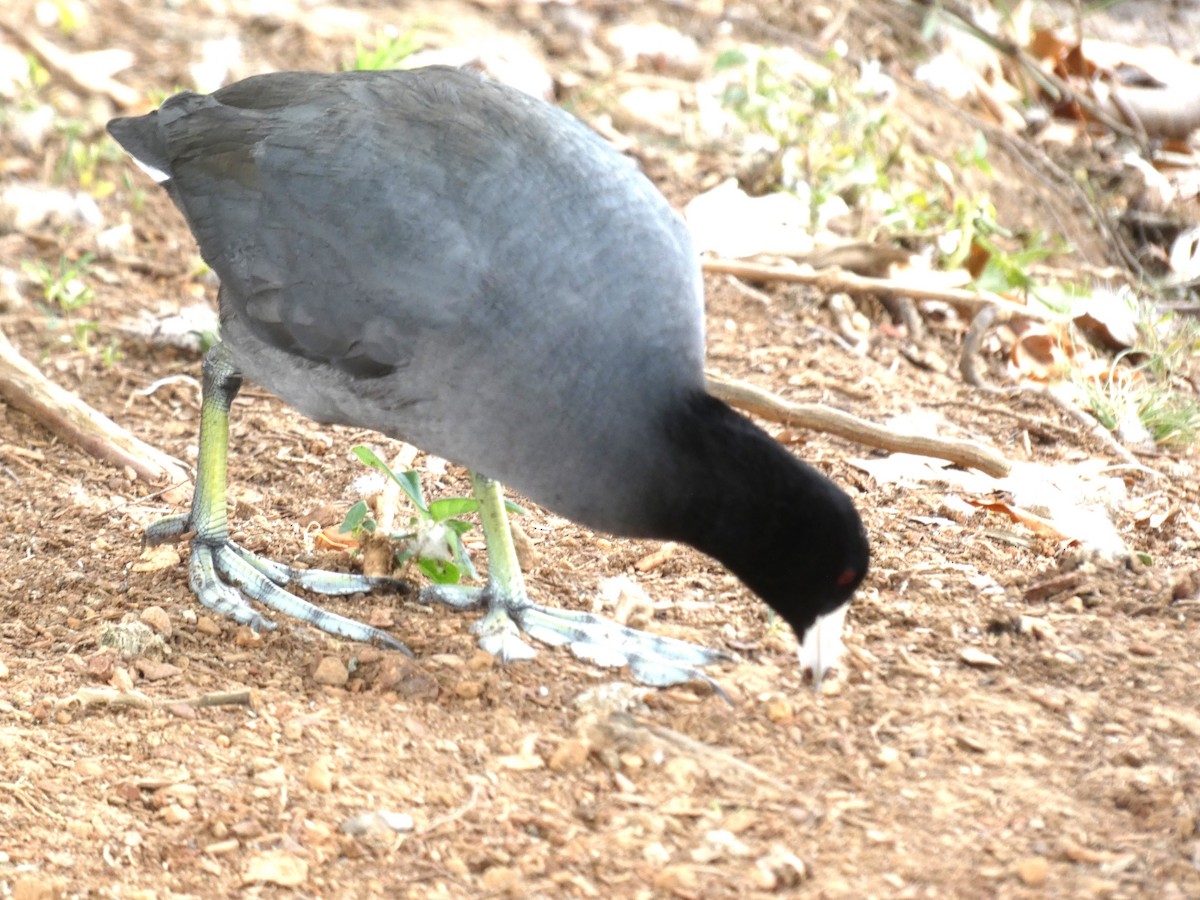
[108,66,869,687]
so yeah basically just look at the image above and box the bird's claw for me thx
[420,582,732,692]
[159,522,413,654]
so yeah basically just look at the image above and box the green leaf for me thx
[503,499,527,516]
[441,518,472,537]
[449,531,478,581]
[350,445,429,514]
[428,497,480,522]
[339,500,370,534]
[395,469,427,513]
[418,557,461,585]
[713,48,748,72]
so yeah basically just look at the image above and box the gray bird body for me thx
[108,66,869,682]
[113,68,703,533]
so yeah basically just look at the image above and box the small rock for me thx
[242,851,308,887]
[74,758,104,778]
[12,875,65,900]
[1060,840,1112,864]
[96,222,134,256]
[1128,641,1157,657]
[467,649,495,671]
[643,842,672,865]
[253,766,286,786]
[160,804,191,824]
[312,656,349,687]
[664,756,702,792]
[875,746,902,769]
[960,647,1002,669]
[454,679,485,700]
[234,626,263,648]
[548,739,590,772]
[195,616,222,636]
[754,846,810,889]
[619,753,644,770]
[480,865,521,894]
[497,751,545,771]
[139,606,172,637]
[765,695,793,723]
[654,864,699,897]
[304,758,334,793]
[1014,855,1049,886]
[131,546,181,574]
[704,828,751,858]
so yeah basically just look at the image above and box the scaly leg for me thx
[146,343,412,653]
[421,473,732,689]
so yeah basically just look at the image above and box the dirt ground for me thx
[1,1,1198,898]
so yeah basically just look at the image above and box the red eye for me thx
[836,568,859,587]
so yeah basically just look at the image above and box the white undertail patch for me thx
[128,154,170,184]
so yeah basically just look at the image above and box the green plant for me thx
[340,446,523,585]
[345,31,422,72]
[23,55,50,92]
[56,122,122,195]
[23,252,95,312]
[711,48,1073,303]
[1075,303,1200,448]
[121,171,147,213]
[47,0,85,36]
[1077,361,1200,448]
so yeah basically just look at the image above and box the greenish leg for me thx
[145,342,412,653]
[422,473,733,692]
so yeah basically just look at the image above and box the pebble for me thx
[313,657,349,687]
[875,746,903,769]
[139,606,172,637]
[654,864,700,897]
[766,695,794,723]
[196,616,222,636]
[160,804,191,824]
[454,680,485,700]
[242,851,308,887]
[548,739,590,773]
[480,865,521,895]
[1014,855,1049,886]
[960,647,1002,669]
[253,766,286,786]
[11,875,65,900]
[74,758,104,778]
[304,758,334,793]
[467,649,495,671]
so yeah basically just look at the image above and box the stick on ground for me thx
[707,372,1012,478]
[0,329,189,488]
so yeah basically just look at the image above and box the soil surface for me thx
[1,2,1198,898]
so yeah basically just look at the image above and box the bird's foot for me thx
[420,583,733,693]
[146,516,413,653]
